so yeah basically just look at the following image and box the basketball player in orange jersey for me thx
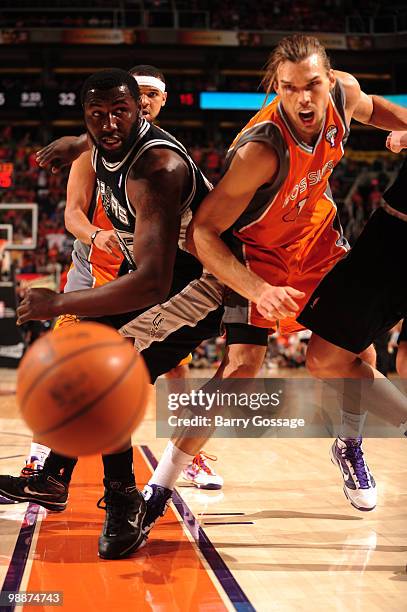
[187,34,407,513]
[27,65,223,491]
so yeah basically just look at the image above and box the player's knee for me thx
[306,349,328,377]
[306,345,339,377]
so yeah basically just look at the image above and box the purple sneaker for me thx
[142,484,172,540]
[331,437,376,511]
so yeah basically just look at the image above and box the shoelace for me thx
[343,440,370,488]
[193,451,217,475]
[97,490,132,532]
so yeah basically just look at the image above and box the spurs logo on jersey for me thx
[97,179,130,226]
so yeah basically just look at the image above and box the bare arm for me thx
[187,142,304,319]
[17,149,188,322]
[64,151,97,243]
[336,70,407,130]
[65,151,121,259]
[36,134,89,174]
[65,151,121,257]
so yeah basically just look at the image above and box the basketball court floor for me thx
[0,367,406,611]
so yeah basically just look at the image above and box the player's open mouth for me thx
[298,110,315,125]
[101,136,122,149]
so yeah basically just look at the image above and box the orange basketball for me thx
[16,322,150,457]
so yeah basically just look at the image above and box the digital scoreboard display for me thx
[0,89,198,112]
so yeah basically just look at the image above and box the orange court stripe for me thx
[24,447,228,611]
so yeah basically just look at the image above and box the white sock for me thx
[340,410,368,439]
[148,441,194,490]
[26,442,50,465]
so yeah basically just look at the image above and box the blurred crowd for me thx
[0,128,71,285]
[0,126,404,371]
[2,0,405,33]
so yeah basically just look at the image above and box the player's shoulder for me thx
[130,145,188,181]
[333,70,361,108]
[232,139,278,164]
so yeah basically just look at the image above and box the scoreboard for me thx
[0,88,199,113]
[0,89,81,112]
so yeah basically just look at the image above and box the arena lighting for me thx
[200,92,407,111]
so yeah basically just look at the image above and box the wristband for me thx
[90,229,103,244]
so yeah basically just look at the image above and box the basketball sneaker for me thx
[182,452,223,490]
[330,437,376,511]
[0,472,68,512]
[142,484,172,539]
[97,479,146,560]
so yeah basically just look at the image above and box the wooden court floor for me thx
[0,367,406,611]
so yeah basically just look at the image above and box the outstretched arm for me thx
[17,148,188,323]
[187,142,305,320]
[36,133,90,174]
[336,70,407,130]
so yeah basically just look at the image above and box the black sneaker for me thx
[0,472,68,512]
[97,479,146,560]
[142,484,172,539]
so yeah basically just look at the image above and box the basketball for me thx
[15,322,150,457]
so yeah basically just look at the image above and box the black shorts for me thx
[399,319,407,344]
[298,208,407,354]
[225,323,269,346]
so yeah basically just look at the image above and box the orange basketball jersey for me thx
[223,80,350,332]
[64,191,123,293]
[87,192,123,281]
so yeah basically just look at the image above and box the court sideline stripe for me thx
[141,445,255,612]
[0,504,40,612]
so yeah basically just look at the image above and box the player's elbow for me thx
[64,210,74,235]
[135,270,172,306]
[186,219,214,260]
[152,280,171,304]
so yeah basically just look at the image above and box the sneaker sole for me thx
[181,474,223,490]
[342,484,376,512]
[330,448,376,512]
[0,488,66,512]
[190,482,223,490]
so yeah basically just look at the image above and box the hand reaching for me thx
[256,284,305,320]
